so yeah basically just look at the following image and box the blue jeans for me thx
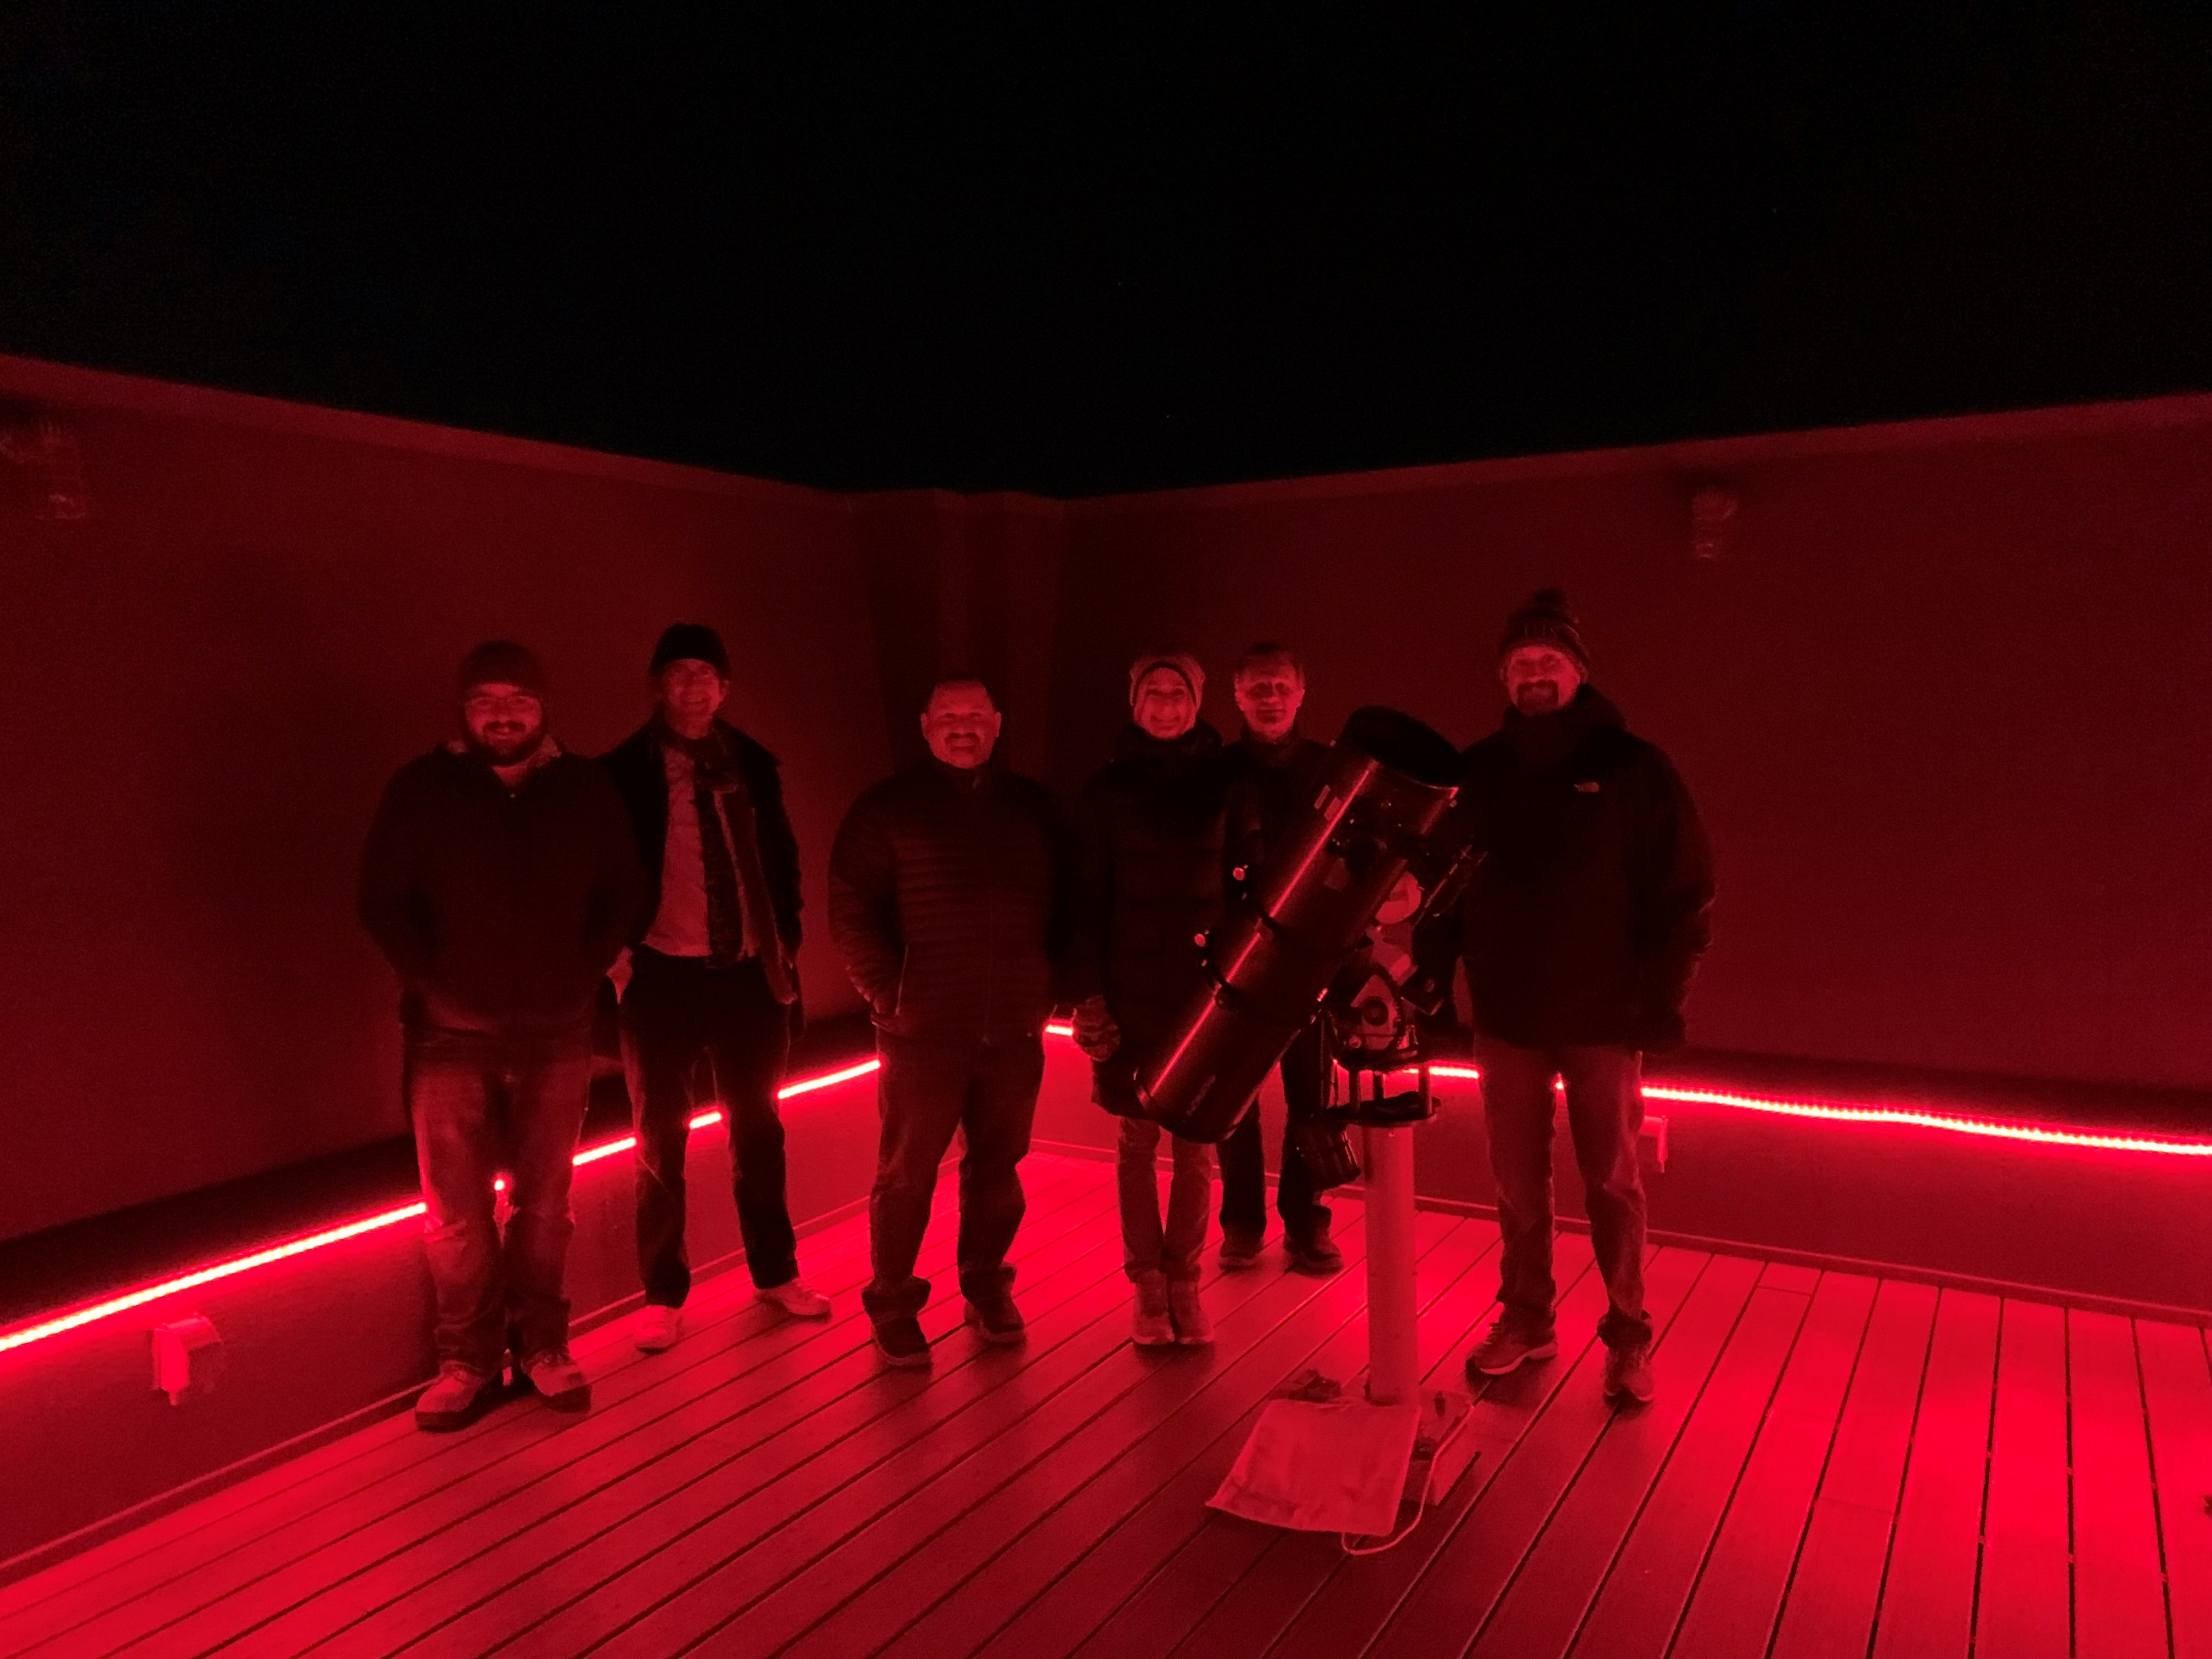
[1117,1117,1215,1285]
[405,1028,592,1373]
[1476,1038,1652,1352]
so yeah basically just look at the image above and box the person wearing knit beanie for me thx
[1127,651,1205,710]
[650,623,730,678]
[1075,649,1229,1348]
[360,641,644,1429]
[1497,588,1589,718]
[600,620,830,1346]
[1127,651,1205,743]
[455,641,549,769]
[457,640,547,698]
[1428,584,1714,1412]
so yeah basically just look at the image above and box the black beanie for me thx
[650,623,730,676]
[1498,588,1589,668]
[457,640,546,697]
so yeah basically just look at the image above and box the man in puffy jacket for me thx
[1070,651,1232,1348]
[828,679,1074,1367]
[359,641,642,1430]
[1420,590,1713,1408]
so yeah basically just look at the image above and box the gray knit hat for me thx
[1128,650,1205,707]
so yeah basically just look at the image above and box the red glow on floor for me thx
[0,1056,885,1361]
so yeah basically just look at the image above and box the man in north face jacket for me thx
[1420,589,1713,1410]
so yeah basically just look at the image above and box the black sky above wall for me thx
[2,3,2207,496]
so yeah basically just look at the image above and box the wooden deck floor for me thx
[4,1150,2208,1659]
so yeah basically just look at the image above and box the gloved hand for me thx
[1073,994,1122,1062]
[1632,1007,1686,1056]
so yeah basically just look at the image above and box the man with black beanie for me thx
[602,623,828,1352]
[359,641,644,1429]
[1419,590,1714,1407]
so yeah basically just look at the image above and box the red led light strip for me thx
[1419,1060,2212,1156]
[1043,1034,2212,1159]
[13,1033,2205,1361]
[1637,1082,2212,1156]
[0,1056,884,1359]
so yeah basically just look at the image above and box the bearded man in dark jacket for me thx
[1421,590,1714,1409]
[1216,643,1341,1276]
[601,623,828,1356]
[1071,651,1231,1348]
[828,679,1073,1367]
[359,641,643,1430]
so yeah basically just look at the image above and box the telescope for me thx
[1136,703,1468,1150]
[1136,704,1482,1546]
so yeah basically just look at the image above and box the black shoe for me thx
[1464,1319,1561,1379]
[872,1315,933,1368]
[963,1293,1026,1346]
[1285,1229,1344,1276]
[1218,1227,1265,1270]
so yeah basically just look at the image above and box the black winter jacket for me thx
[828,759,1074,1043]
[600,719,803,953]
[358,744,644,1040]
[1223,727,1331,881]
[1419,689,1714,1051]
[1071,721,1233,1056]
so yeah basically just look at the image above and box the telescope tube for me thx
[1135,706,1464,1142]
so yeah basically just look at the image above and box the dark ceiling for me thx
[3,4,2208,496]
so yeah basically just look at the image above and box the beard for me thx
[467,723,545,765]
[1512,682,1564,715]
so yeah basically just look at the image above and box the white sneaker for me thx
[756,1278,832,1318]
[635,1305,683,1352]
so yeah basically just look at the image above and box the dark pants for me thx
[1476,1037,1652,1352]
[405,1026,592,1373]
[861,1032,1044,1323]
[622,949,798,1302]
[1217,1021,1332,1241]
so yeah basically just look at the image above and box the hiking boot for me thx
[756,1277,832,1318]
[1218,1227,1265,1270]
[1604,1344,1656,1406]
[872,1315,933,1368]
[634,1305,683,1352]
[1131,1275,1176,1347]
[516,1347,592,1413]
[413,1362,498,1432]
[1169,1280,1215,1346]
[1285,1227,1344,1277]
[963,1292,1026,1346]
[1464,1319,1560,1379]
